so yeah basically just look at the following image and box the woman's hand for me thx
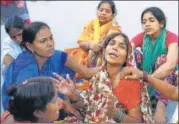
[89,42,102,53]
[63,101,83,121]
[103,92,120,119]
[53,73,76,97]
[122,67,143,80]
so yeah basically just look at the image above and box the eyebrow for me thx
[39,35,53,40]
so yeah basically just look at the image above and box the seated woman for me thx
[65,0,121,89]
[131,7,178,121]
[2,21,98,110]
[1,15,27,114]
[1,74,84,123]
[81,32,153,123]
[1,15,26,71]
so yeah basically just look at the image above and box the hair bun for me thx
[6,84,17,97]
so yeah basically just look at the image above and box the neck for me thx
[33,53,47,70]
[150,29,162,42]
[106,63,122,82]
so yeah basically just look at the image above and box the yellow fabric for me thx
[78,18,121,43]
[65,18,121,79]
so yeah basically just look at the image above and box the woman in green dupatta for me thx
[131,7,178,122]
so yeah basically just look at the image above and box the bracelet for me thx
[114,109,125,122]
[70,96,80,104]
[71,99,79,104]
[143,71,148,82]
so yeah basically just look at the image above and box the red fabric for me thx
[25,19,31,25]
[1,110,30,123]
[165,31,178,47]
[1,111,10,122]
[1,1,13,5]
[132,30,178,48]
[113,79,141,110]
[131,32,145,47]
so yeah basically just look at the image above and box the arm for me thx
[65,55,99,79]
[123,67,178,101]
[152,43,178,79]
[3,54,14,68]
[120,105,142,123]
[147,73,178,101]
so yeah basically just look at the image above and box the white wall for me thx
[1,1,178,50]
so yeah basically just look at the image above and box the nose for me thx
[144,21,150,28]
[47,39,54,47]
[16,35,22,43]
[101,10,106,15]
[112,45,118,51]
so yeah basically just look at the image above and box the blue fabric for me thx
[2,50,75,110]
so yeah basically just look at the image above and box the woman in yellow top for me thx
[65,1,121,89]
[65,0,121,69]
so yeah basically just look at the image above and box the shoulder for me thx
[50,50,68,65]
[2,37,13,47]
[131,32,145,46]
[132,32,145,41]
[166,30,178,47]
[51,50,67,58]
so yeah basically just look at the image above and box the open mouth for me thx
[48,49,54,53]
[108,52,118,58]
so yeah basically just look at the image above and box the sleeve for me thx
[113,79,141,110]
[2,61,15,110]
[60,51,68,67]
[55,50,75,79]
[131,32,145,47]
[165,31,178,48]
[78,20,93,43]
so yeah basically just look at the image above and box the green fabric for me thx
[142,28,167,74]
[142,28,167,109]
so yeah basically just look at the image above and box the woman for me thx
[81,32,153,123]
[1,15,26,75]
[131,7,178,121]
[1,74,83,123]
[1,15,26,115]
[2,21,98,110]
[65,0,121,89]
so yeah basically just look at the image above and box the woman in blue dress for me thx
[2,21,98,110]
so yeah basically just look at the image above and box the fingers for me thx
[53,72,65,81]
[124,75,137,80]
[66,74,73,84]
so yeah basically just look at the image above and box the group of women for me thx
[1,0,178,123]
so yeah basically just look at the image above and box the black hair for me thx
[7,76,55,122]
[5,15,25,34]
[141,7,166,28]
[21,21,50,47]
[103,32,130,66]
[97,0,117,16]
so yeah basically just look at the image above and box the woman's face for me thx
[142,12,164,38]
[97,3,114,25]
[28,26,55,58]
[105,35,127,65]
[9,27,23,44]
[39,83,63,122]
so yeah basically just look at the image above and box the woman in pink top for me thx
[131,7,178,122]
